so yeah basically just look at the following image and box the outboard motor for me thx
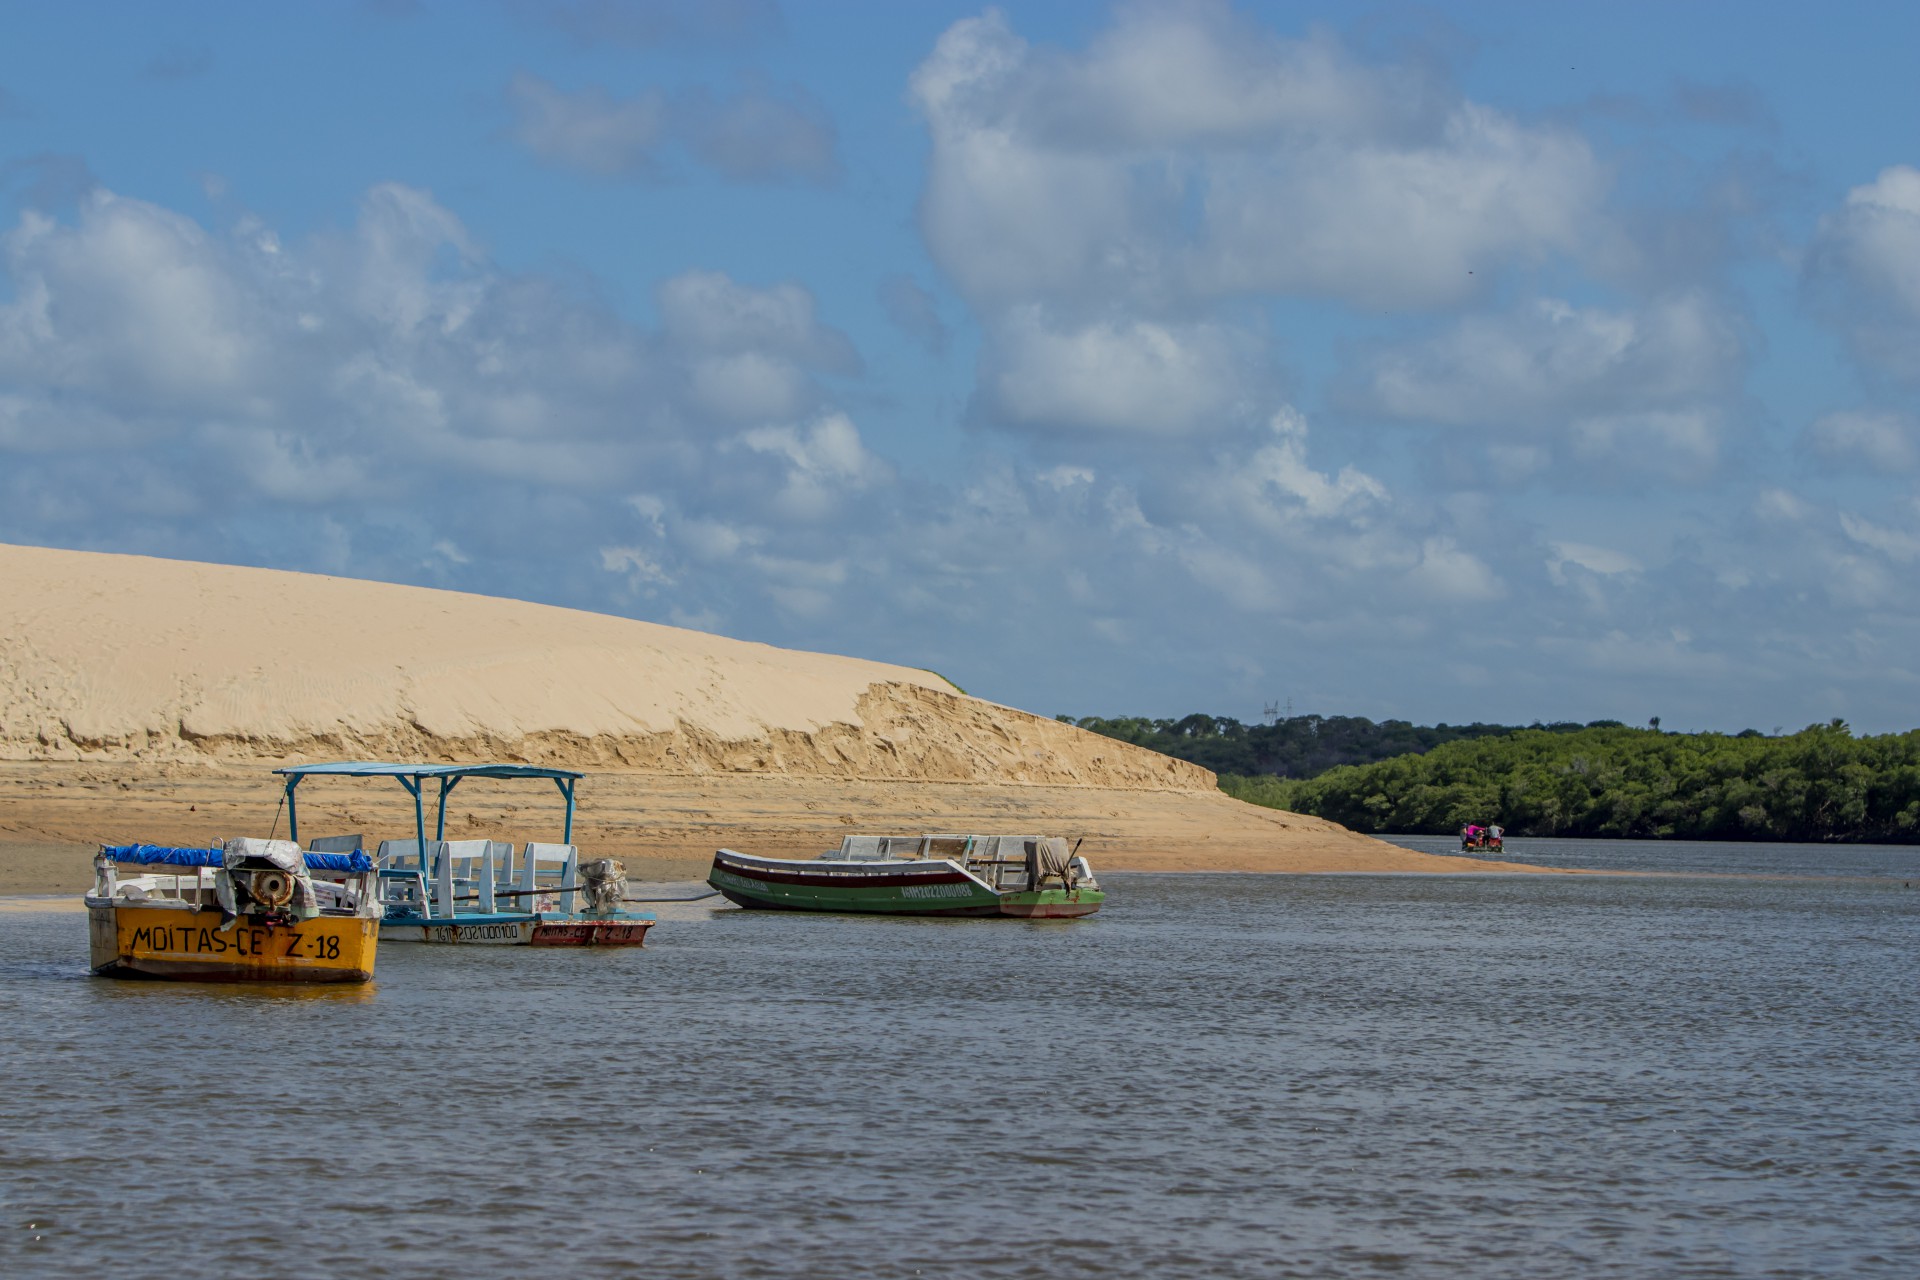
[578,858,628,915]
[216,838,319,924]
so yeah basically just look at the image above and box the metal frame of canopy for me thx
[272,762,584,852]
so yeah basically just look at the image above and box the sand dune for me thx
[0,542,1552,889]
[0,543,1206,788]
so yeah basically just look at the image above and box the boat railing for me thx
[373,837,580,916]
[91,843,381,913]
[90,860,219,907]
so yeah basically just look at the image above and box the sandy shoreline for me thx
[0,760,1552,894]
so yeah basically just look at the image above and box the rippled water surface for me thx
[4,852,1919,1278]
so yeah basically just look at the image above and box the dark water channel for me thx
[3,843,1918,1278]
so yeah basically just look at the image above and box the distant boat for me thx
[274,763,658,947]
[709,835,1104,917]
[86,839,382,982]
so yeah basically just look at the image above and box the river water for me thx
[2,841,1917,1278]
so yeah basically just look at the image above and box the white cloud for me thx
[657,270,857,370]
[0,192,262,407]
[1218,407,1387,525]
[1359,293,1741,427]
[979,307,1258,437]
[1568,409,1721,480]
[686,352,810,425]
[1548,541,1641,582]
[740,412,893,521]
[1840,512,1920,564]
[600,544,673,584]
[0,180,889,596]
[1408,537,1504,602]
[1806,409,1918,472]
[506,73,667,178]
[1753,487,1811,523]
[505,72,838,185]
[1805,165,1920,380]
[910,7,1611,312]
[1196,105,1604,309]
[1017,11,1432,148]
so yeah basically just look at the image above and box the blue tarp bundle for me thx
[104,844,375,872]
[104,844,222,867]
[303,851,375,872]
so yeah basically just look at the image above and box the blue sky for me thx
[4,1,1920,734]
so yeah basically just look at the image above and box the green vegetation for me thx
[1058,712,1621,778]
[919,669,967,695]
[1217,720,1920,843]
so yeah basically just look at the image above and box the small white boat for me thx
[275,763,658,947]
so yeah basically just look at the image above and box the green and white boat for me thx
[708,835,1104,918]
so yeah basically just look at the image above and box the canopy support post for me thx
[285,775,303,844]
[399,775,426,860]
[556,777,576,844]
[435,775,463,841]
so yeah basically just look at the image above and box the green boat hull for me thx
[708,850,1103,918]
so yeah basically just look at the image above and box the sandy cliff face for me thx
[0,543,1212,790]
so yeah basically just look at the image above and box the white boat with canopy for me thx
[274,762,662,946]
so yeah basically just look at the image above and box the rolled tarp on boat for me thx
[101,843,376,872]
[1033,836,1073,883]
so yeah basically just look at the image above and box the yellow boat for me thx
[86,839,381,983]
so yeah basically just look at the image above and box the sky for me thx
[3,1,1920,734]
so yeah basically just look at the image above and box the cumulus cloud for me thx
[1840,512,1920,563]
[0,191,263,409]
[978,307,1260,437]
[1350,292,1742,482]
[505,73,839,185]
[1408,536,1504,602]
[1804,165,1920,380]
[505,73,668,178]
[656,270,858,425]
[0,181,869,585]
[910,6,1609,312]
[1209,407,1387,527]
[657,270,857,370]
[740,412,894,520]
[1359,293,1741,427]
[1805,409,1919,472]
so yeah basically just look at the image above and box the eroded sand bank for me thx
[0,761,1549,894]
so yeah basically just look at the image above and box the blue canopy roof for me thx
[273,762,583,781]
[271,762,582,845]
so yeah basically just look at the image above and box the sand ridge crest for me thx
[1,543,1214,790]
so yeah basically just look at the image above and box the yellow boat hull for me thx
[88,905,379,983]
